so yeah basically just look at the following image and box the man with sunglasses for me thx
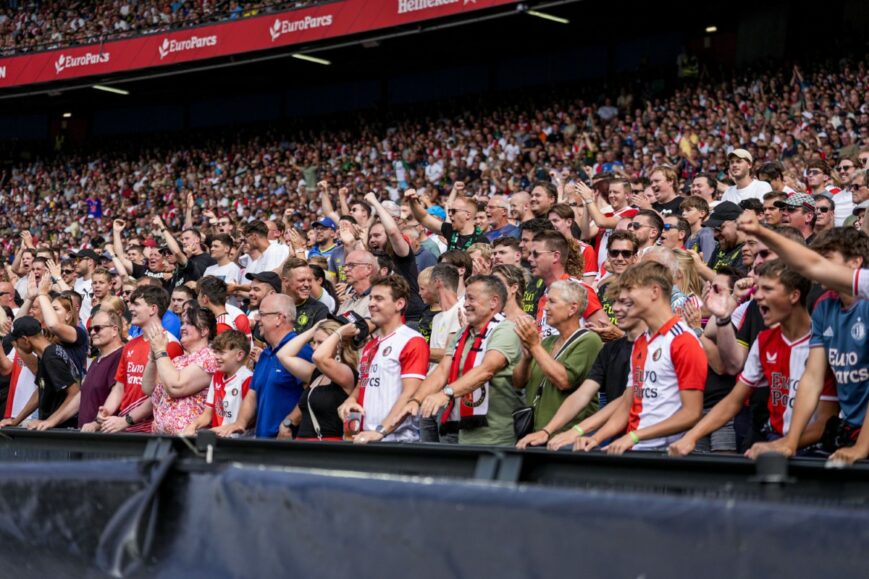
[813,194,835,235]
[775,193,817,244]
[79,310,125,431]
[406,189,488,252]
[626,210,663,257]
[71,248,99,324]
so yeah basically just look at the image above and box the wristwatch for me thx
[443,386,455,400]
[154,351,169,360]
[125,414,135,426]
[281,419,293,430]
[374,424,388,436]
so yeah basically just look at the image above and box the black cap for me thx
[705,201,743,229]
[246,271,282,293]
[9,316,41,340]
[71,248,100,261]
[328,311,370,349]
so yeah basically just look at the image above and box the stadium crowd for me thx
[0,58,867,463]
[0,0,318,55]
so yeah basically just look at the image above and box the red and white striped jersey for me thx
[4,351,37,421]
[216,304,252,338]
[537,275,603,338]
[737,326,836,435]
[206,366,253,427]
[357,325,429,442]
[627,316,707,450]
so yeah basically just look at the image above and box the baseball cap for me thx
[312,217,337,231]
[705,201,743,229]
[774,193,816,211]
[727,148,753,164]
[245,271,282,293]
[427,206,447,221]
[9,316,41,340]
[71,248,100,261]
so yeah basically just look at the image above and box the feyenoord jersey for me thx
[357,325,429,442]
[216,304,252,338]
[206,366,253,427]
[627,316,707,450]
[738,326,836,435]
[4,351,37,421]
[114,332,183,432]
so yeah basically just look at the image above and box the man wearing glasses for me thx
[79,310,125,432]
[406,189,488,252]
[484,195,519,241]
[626,210,663,257]
[813,194,836,235]
[775,193,817,244]
[337,250,377,319]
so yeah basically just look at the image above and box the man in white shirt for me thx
[720,149,771,205]
[242,220,288,276]
[203,234,243,305]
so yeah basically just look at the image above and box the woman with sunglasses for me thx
[79,310,125,431]
[274,320,359,441]
[142,306,219,435]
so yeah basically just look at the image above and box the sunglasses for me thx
[89,324,116,334]
[609,249,636,259]
[662,224,676,231]
[838,164,854,171]
[448,208,470,215]
[806,169,824,176]
[816,206,831,213]
[755,249,772,259]
[530,250,556,259]
[62,269,74,274]
[628,222,648,230]
[782,206,806,213]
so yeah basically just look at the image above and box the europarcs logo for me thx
[158,35,218,60]
[268,14,333,42]
[55,51,110,74]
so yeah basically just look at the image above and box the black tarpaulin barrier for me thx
[145,464,869,579]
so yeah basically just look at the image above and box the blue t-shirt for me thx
[252,331,314,438]
[810,295,869,428]
[485,223,520,242]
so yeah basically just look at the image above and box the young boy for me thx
[182,330,253,435]
[680,196,716,261]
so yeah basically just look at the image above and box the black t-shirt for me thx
[417,306,436,344]
[391,249,425,322]
[133,262,174,292]
[61,325,89,375]
[597,280,618,325]
[295,298,329,333]
[707,243,747,276]
[173,253,217,287]
[652,196,684,216]
[704,368,736,410]
[522,277,546,318]
[296,368,356,439]
[587,336,633,406]
[37,344,80,428]
[440,222,489,252]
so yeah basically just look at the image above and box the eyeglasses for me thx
[609,249,636,259]
[448,208,471,216]
[89,324,116,334]
[782,206,806,213]
[806,169,824,176]
[344,262,372,269]
[529,250,556,259]
[817,206,831,213]
[628,222,649,230]
[259,311,284,319]
[837,164,854,171]
[61,269,74,274]
[755,249,772,260]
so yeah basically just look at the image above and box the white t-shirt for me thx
[74,277,93,324]
[316,288,336,313]
[720,179,772,205]
[245,243,289,275]
[429,301,461,372]
[831,190,854,227]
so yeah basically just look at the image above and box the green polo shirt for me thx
[446,320,523,446]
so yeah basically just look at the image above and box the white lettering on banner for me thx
[0,66,5,79]
[398,0,475,14]
[158,35,218,60]
[55,51,110,74]
[268,14,334,42]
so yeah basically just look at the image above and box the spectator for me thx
[484,195,519,241]
[627,210,663,256]
[406,189,488,252]
[491,264,527,323]
[417,275,523,446]
[336,250,376,319]
[720,149,772,205]
[813,194,836,235]
[196,276,252,338]
[776,193,817,243]
[513,280,603,437]
[649,166,684,216]
[279,258,329,333]
[762,191,787,226]
[182,330,253,436]
[243,220,288,275]
[340,275,429,443]
[79,310,125,430]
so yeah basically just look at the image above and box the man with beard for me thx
[70,248,98,323]
[720,149,771,205]
[279,258,328,333]
[309,218,340,259]
[406,189,488,252]
[509,191,535,223]
[694,201,747,281]
[154,216,216,287]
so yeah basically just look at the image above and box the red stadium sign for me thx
[0,0,517,90]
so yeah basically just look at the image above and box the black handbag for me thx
[512,329,588,439]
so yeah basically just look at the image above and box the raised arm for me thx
[404,189,444,234]
[310,324,358,393]
[318,181,341,224]
[112,219,135,273]
[365,192,410,257]
[274,323,321,383]
[154,215,188,267]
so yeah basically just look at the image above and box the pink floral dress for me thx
[151,347,219,435]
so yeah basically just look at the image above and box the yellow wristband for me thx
[572,425,585,436]
[629,431,640,444]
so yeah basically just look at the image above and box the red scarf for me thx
[441,314,503,430]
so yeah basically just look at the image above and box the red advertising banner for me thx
[0,0,517,90]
